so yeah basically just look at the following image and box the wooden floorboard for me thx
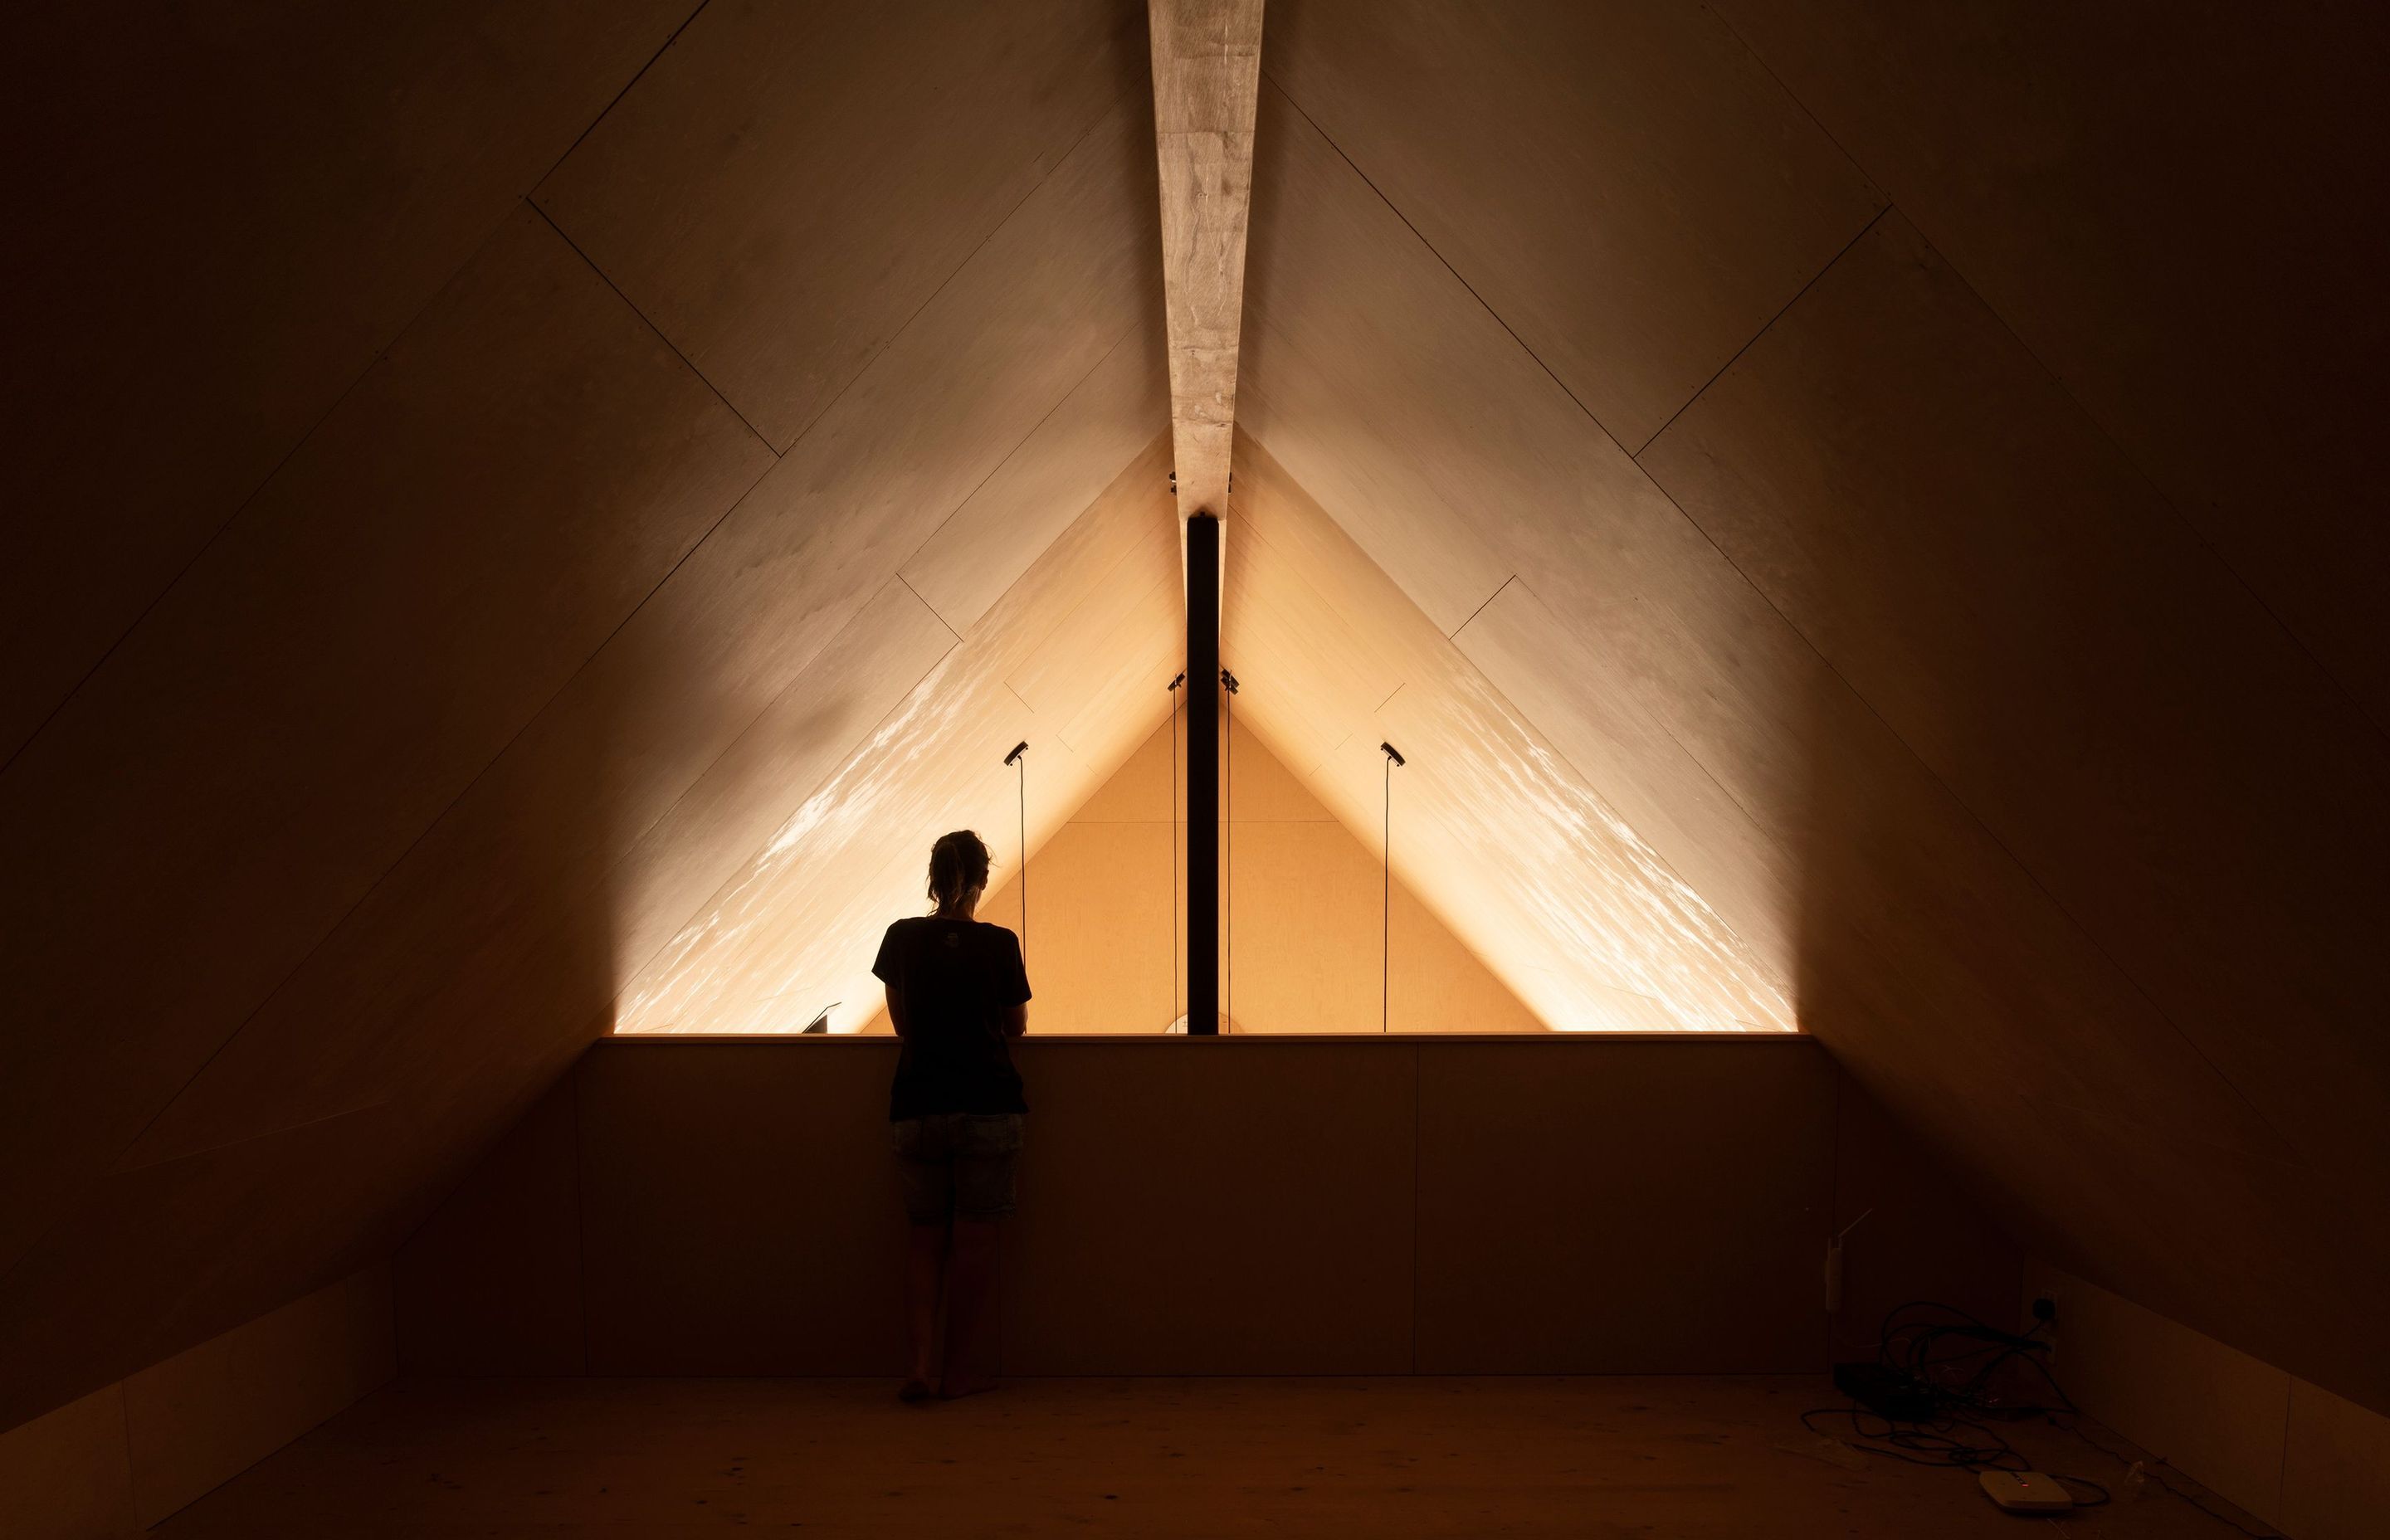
[151,1375,2259,1537]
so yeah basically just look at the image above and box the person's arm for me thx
[872,923,904,1036]
[1001,931,1030,1038]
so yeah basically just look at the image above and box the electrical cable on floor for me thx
[1798,1299,2286,1533]
[2056,1415,2282,1537]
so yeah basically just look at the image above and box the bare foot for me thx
[898,1377,935,1403]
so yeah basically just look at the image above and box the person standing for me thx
[874,830,1030,1401]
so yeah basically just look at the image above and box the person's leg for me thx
[940,1219,1002,1398]
[903,1221,947,1396]
[890,1116,952,1400]
[941,1115,1022,1398]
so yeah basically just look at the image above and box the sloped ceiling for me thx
[3,0,2385,1433]
[1245,0,2388,1411]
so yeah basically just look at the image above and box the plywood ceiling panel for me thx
[0,207,772,1275]
[129,575,955,1167]
[1238,55,2276,1128]
[617,439,1181,1036]
[1225,436,1794,1032]
[900,310,1168,638]
[0,0,695,762]
[1452,568,2279,1153]
[1711,0,2390,732]
[1641,210,2389,1176]
[1451,581,1801,972]
[535,0,1144,450]
[1266,0,1884,450]
[126,108,1162,1165]
[1227,37,2390,1403]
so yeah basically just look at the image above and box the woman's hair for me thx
[925,829,993,911]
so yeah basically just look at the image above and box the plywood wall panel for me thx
[1003,1040,1417,1373]
[0,1386,135,1539]
[0,0,695,763]
[1827,1070,2019,1362]
[452,1037,1983,1380]
[536,0,1144,448]
[578,1044,908,1374]
[0,1109,408,1434]
[1641,211,2389,1175]
[1,1269,397,1533]
[1413,1039,1832,1372]
[2020,1260,2390,1531]
[1711,0,2390,731]
[0,208,771,1277]
[393,1079,585,1377]
[1268,0,1882,449]
[2284,1380,2390,1540]
[2025,1261,2291,1523]
[942,713,1543,1036]
[1005,821,1177,1032]
[2005,1094,2385,1410]
[123,1268,395,1529]
[1225,821,1391,1031]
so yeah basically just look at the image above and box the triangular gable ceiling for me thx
[619,423,1792,1036]
[7,0,2388,1438]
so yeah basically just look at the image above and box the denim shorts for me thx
[890,1113,1025,1223]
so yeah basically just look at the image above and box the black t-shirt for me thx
[873,915,1032,1119]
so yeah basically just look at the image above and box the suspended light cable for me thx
[1005,741,1029,964]
[1167,672,1185,1028]
[1222,667,1239,1031]
[1379,741,1405,1033]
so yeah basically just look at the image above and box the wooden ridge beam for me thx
[1149,0,1264,523]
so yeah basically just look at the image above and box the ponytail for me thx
[926,830,992,912]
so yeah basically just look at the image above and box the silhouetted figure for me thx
[874,830,1031,1401]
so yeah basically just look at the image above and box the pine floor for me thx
[152,1376,2265,1537]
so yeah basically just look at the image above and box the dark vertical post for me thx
[1185,514,1221,1036]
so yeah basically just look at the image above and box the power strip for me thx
[1978,1469,2074,1513]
